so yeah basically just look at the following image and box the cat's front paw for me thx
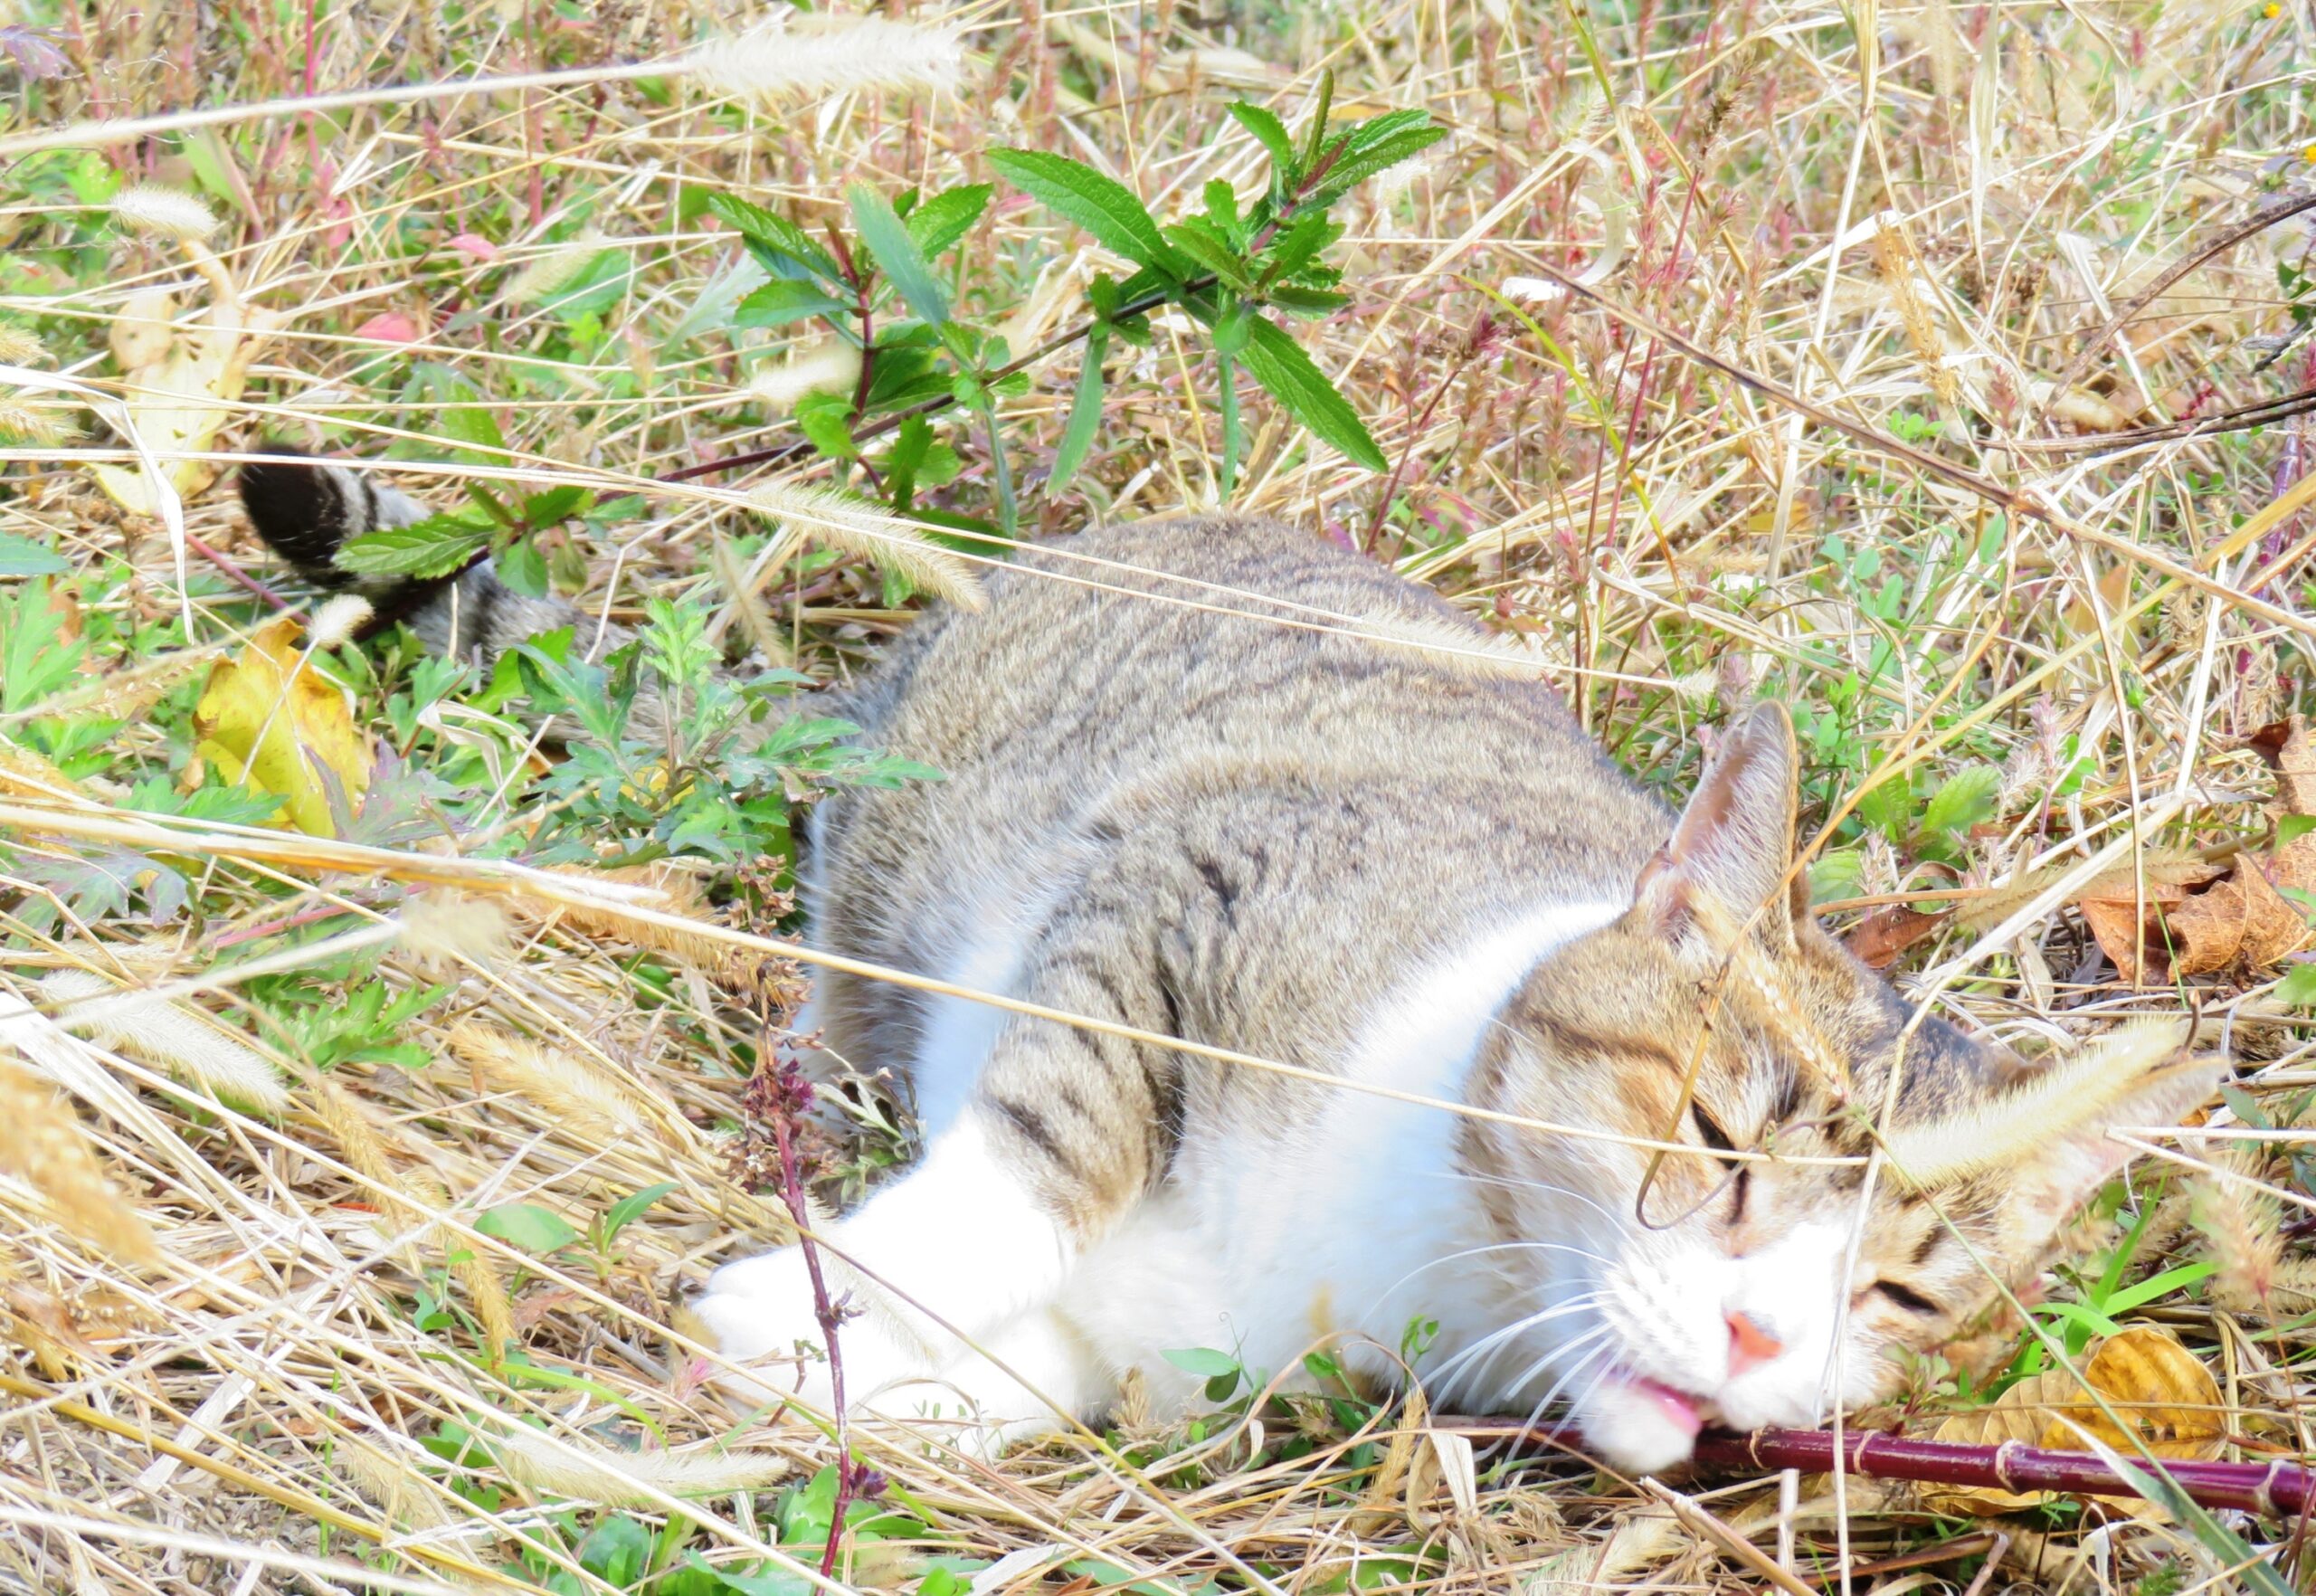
[688,1245,930,1413]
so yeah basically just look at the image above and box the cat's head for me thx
[1466,702,2221,1473]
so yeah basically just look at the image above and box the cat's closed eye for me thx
[1869,1279,1944,1316]
[1689,1100,1740,1164]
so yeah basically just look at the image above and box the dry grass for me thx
[2,0,2315,1591]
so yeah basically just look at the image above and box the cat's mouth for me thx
[1603,1367,1709,1438]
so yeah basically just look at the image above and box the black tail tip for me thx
[237,444,356,584]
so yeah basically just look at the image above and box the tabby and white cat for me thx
[240,452,2219,1470]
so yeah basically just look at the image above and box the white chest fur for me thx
[1057,902,1625,1412]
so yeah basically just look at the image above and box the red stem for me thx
[187,534,290,610]
[1447,1420,2313,1519]
[762,1043,860,1579]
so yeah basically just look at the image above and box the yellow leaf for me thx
[1923,1371,2085,1515]
[1920,1326,2225,1517]
[2052,1325,2226,1457]
[90,323,250,514]
[193,616,372,836]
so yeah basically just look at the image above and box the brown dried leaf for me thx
[2246,715,2316,816]
[2074,843,2310,981]
[2055,1325,2226,1457]
[2169,860,2309,976]
[1846,907,1947,969]
[1920,1326,2223,1515]
[1923,1371,2084,1514]
[2077,876,2193,983]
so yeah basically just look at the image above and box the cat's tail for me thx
[237,446,609,670]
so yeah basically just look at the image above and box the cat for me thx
[238,451,2221,1471]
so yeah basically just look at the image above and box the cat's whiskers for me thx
[1424,1292,1606,1397]
[1435,1166,1628,1232]
[1381,1239,1609,1302]
[1445,1306,1611,1408]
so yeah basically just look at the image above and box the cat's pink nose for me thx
[1726,1310,1782,1373]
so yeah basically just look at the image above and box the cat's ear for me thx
[1634,701,1801,944]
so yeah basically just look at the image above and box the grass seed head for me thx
[110,184,222,242]
[687,10,963,101]
[41,967,290,1116]
[0,1057,161,1265]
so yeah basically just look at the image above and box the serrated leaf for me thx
[1307,124,1448,205]
[194,615,373,837]
[521,485,594,526]
[475,1202,581,1253]
[792,391,859,460]
[1227,101,1298,179]
[847,182,949,327]
[1238,315,1385,470]
[704,193,841,283]
[2276,962,2316,1006]
[0,578,81,713]
[1163,217,1253,290]
[407,363,506,459]
[905,182,992,260]
[1921,765,2002,841]
[987,148,1183,278]
[1261,210,1343,283]
[338,511,492,578]
[735,278,848,329]
[1203,178,1241,233]
[0,532,68,576]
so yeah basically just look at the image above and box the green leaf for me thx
[1921,765,2002,841]
[1217,350,1242,499]
[496,535,546,598]
[703,193,842,283]
[602,1180,680,1245]
[1161,1346,1240,1377]
[1237,315,1386,470]
[1261,210,1343,284]
[987,148,1183,278]
[520,485,594,526]
[410,363,506,459]
[2099,1260,2216,1316]
[0,578,81,714]
[1227,101,1298,180]
[1211,300,1252,356]
[1307,123,1448,205]
[1301,69,1335,167]
[337,511,492,578]
[0,532,68,577]
[1047,327,1107,496]
[905,182,992,260]
[2280,813,2316,849]
[577,1515,652,1584]
[1263,284,1351,318]
[475,1202,580,1253]
[2275,961,2316,1007]
[1202,178,1241,233]
[1855,774,1914,841]
[1163,217,1253,290]
[847,182,950,327]
[792,391,859,460]
[735,278,848,329]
